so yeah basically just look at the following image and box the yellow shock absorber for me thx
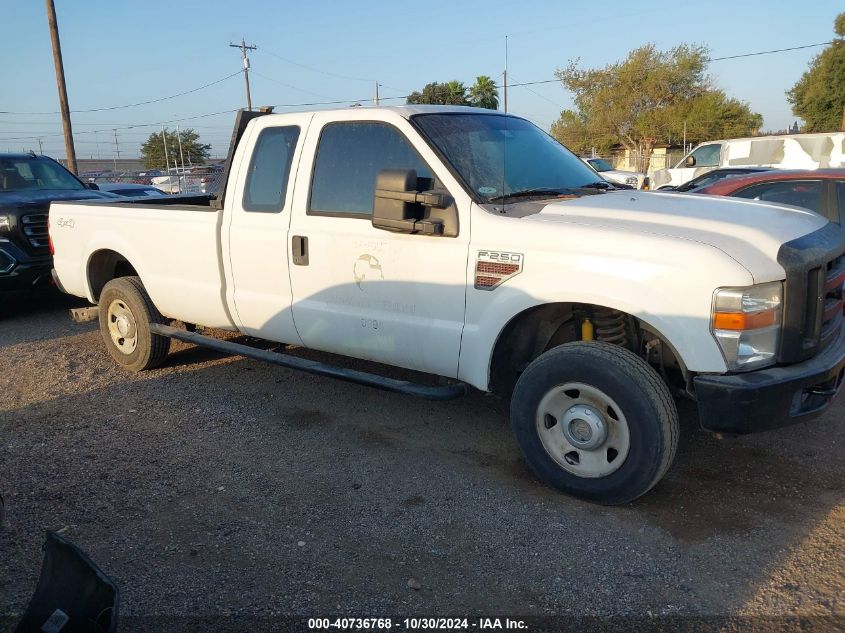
[581,317,594,341]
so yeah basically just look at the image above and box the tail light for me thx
[48,218,55,255]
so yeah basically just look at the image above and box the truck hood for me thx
[0,189,116,210]
[531,191,829,282]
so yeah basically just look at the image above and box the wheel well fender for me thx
[87,249,139,301]
[487,302,686,399]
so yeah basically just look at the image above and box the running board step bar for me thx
[148,323,469,401]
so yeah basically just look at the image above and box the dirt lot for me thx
[1,291,844,630]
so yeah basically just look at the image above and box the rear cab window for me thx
[242,126,301,213]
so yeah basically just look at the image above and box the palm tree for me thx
[469,76,499,110]
[445,80,469,105]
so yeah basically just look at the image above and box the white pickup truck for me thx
[50,106,845,504]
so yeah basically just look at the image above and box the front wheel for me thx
[510,341,679,504]
[98,276,170,372]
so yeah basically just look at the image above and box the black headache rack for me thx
[210,108,276,211]
[777,222,845,364]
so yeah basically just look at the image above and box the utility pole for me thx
[229,38,257,110]
[161,126,171,174]
[112,129,120,171]
[37,138,44,155]
[45,0,77,174]
[374,81,380,106]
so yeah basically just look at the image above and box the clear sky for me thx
[1,0,841,159]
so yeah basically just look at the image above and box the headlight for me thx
[626,175,638,185]
[711,281,782,371]
[0,215,9,232]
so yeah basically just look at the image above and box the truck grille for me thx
[818,255,845,350]
[777,224,845,364]
[21,213,49,251]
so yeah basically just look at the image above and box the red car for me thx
[695,169,845,224]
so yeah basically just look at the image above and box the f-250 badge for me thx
[56,217,75,228]
[475,251,523,290]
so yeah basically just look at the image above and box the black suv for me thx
[0,153,114,293]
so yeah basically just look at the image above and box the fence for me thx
[80,167,226,197]
[608,149,687,175]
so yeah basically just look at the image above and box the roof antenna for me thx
[501,34,509,206]
[503,35,508,114]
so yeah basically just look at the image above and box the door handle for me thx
[292,235,309,266]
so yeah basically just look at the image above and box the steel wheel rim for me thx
[106,299,138,355]
[535,382,631,478]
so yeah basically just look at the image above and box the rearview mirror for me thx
[685,155,696,168]
[84,182,100,190]
[372,169,457,236]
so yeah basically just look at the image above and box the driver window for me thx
[689,144,722,167]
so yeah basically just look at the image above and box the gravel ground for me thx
[1,290,844,631]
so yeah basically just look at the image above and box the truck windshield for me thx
[413,113,602,203]
[0,157,84,192]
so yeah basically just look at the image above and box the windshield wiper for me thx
[579,181,614,190]
[487,187,579,203]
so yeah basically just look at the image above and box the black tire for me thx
[98,276,170,372]
[510,341,679,505]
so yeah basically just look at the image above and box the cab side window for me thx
[309,122,433,217]
[734,180,823,213]
[242,126,301,213]
[689,144,722,168]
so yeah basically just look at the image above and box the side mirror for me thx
[372,169,456,236]
[684,155,696,168]
[84,182,100,190]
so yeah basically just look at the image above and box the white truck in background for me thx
[652,131,845,189]
[49,106,845,504]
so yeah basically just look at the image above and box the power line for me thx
[1,39,832,121]
[708,41,835,62]
[2,38,837,144]
[0,71,242,115]
[257,45,376,83]
[250,70,336,101]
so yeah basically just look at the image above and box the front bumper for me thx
[694,325,845,434]
[0,240,53,292]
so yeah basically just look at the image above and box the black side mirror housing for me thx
[684,155,696,168]
[372,169,457,237]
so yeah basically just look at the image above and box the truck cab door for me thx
[223,113,313,344]
[286,111,472,378]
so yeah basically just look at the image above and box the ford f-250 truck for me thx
[49,106,845,504]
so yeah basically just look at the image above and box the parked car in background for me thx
[653,131,845,189]
[694,169,845,225]
[581,157,647,189]
[97,183,168,197]
[655,167,772,192]
[0,152,115,293]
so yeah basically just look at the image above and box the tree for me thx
[140,128,211,169]
[469,75,499,110]
[406,81,469,106]
[551,44,761,172]
[787,12,845,132]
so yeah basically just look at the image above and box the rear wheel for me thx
[510,341,678,504]
[98,276,170,372]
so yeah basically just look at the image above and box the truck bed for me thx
[49,198,234,329]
